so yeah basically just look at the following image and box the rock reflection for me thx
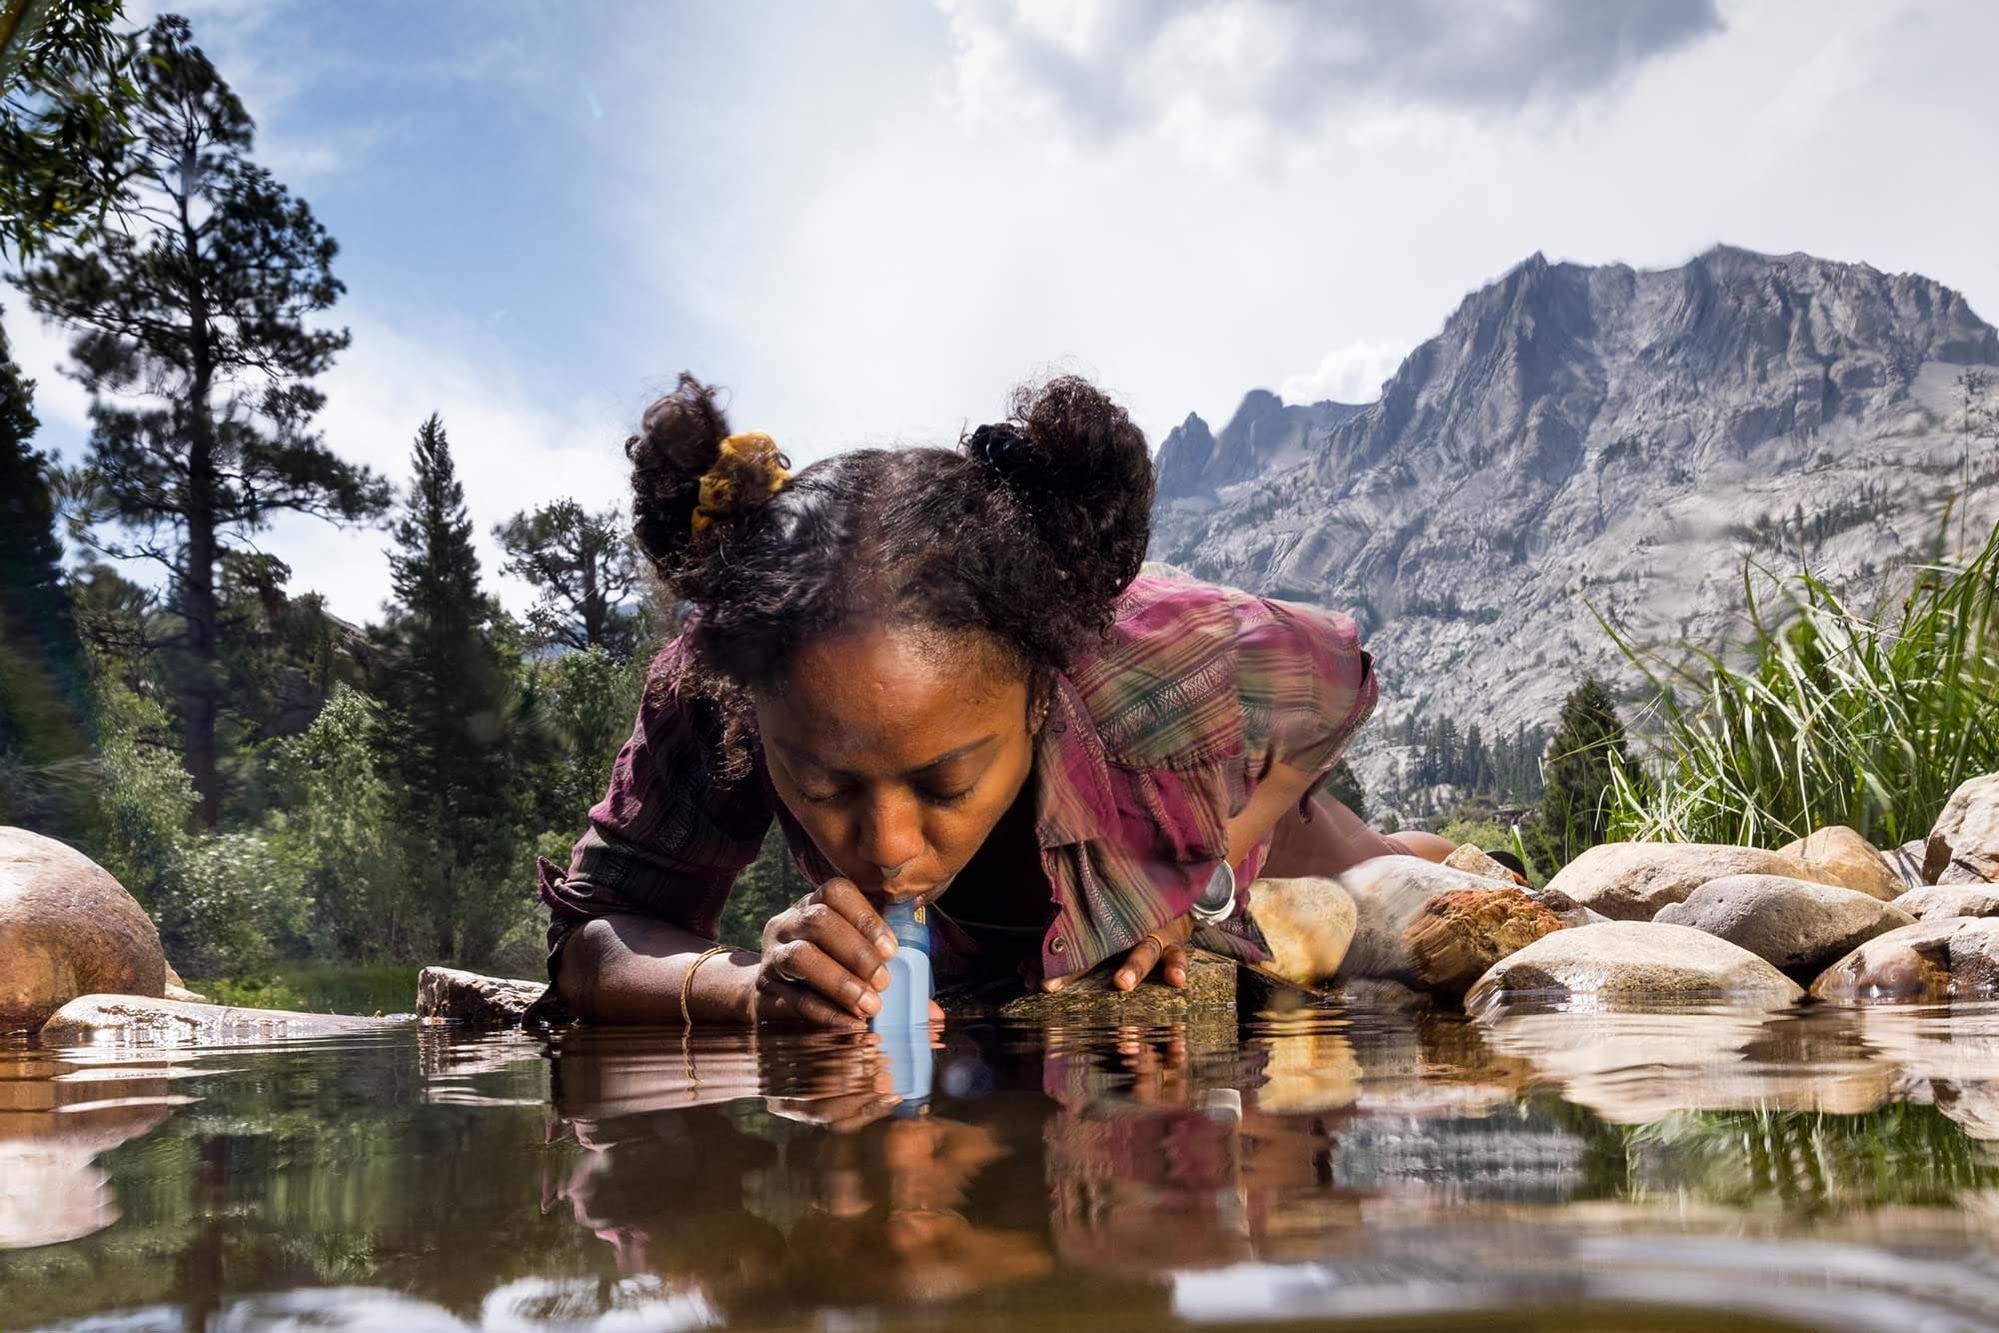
[0,1049,182,1248]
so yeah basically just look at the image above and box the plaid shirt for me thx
[538,574,1378,982]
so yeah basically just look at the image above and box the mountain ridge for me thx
[1149,245,1999,806]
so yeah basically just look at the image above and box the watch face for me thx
[1195,862,1235,914]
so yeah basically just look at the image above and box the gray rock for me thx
[1652,874,1913,976]
[1896,884,1999,922]
[39,994,398,1045]
[1541,842,1843,921]
[1,827,164,1033]
[1775,826,1903,901]
[1333,856,1531,982]
[1465,921,1804,1015]
[1888,838,1932,892]
[1924,773,1999,883]
[1812,917,1999,1004]
[416,966,547,1027]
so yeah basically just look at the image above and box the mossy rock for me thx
[939,948,1237,1021]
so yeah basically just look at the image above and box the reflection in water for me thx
[7,1004,1999,1326]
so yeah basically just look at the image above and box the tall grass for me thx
[1605,515,1999,849]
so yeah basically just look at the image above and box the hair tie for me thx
[692,432,791,534]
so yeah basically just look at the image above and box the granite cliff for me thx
[1150,246,1999,799]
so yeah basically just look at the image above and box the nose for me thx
[855,790,925,883]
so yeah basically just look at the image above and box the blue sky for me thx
[14,0,1999,623]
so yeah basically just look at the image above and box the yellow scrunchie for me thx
[692,432,791,534]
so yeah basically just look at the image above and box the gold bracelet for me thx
[680,945,731,1028]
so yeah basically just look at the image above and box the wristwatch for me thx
[1190,860,1238,925]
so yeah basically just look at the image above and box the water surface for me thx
[6,1000,1999,1329]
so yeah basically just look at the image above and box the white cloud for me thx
[1279,339,1414,406]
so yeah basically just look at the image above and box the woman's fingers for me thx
[776,899,891,992]
[1161,941,1188,988]
[817,877,897,960]
[766,939,881,1020]
[1114,935,1162,991]
[754,968,867,1029]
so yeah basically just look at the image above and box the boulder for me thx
[1442,844,1517,884]
[1541,842,1843,921]
[1464,921,1804,1015]
[1400,888,1567,997]
[1888,838,1932,892]
[1245,878,1357,986]
[1333,856,1534,983]
[1652,875,1913,977]
[1,827,164,1033]
[1924,773,1999,883]
[1811,917,1999,1004]
[1896,884,1999,922]
[1775,826,1903,901]
[1939,852,1999,885]
[161,958,207,1004]
[39,993,398,1045]
[416,966,547,1027]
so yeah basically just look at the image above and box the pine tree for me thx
[1523,677,1631,875]
[373,415,518,962]
[0,306,95,835]
[494,499,639,657]
[19,16,389,825]
[1323,757,1368,823]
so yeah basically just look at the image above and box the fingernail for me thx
[877,934,898,958]
[859,992,880,1015]
[1045,977,1064,993]
[872,966,890,991]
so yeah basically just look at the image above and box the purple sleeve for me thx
[537,638,774,978]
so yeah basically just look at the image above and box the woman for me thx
[542,374,1408,1027]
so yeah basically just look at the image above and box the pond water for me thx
[7,1000,1999,1330]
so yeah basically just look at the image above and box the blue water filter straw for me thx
[872,899,934,1111]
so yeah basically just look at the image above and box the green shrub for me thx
[1607,516,1999,848]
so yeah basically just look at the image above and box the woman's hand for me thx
[1112,914,1192,991]
[755,878,897,1027]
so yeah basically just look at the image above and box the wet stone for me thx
[1652,875,1913,979]
[1466,921,1804,1016]
[1,827,165,1032]
[39,994,401,1045]
[416,966,547,1027]
[1811,917,1999,1005]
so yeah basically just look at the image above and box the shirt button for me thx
[1049,936,1068,955]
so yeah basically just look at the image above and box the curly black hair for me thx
[626,373,1155,774]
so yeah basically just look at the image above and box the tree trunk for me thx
[179,170,221,827]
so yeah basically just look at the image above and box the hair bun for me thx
[964,375,1155,626]
[627,373,732,582]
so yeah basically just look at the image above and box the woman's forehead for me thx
[758,624,1026,771]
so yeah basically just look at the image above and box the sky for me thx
[12,0,1999,625]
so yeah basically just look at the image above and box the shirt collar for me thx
[1031,676,1117,851]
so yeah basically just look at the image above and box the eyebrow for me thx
[775,733,998,778]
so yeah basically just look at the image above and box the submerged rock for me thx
[1541,842,1842,921]
[1925,773,1999,884]
[1465,921,1804,1015]
[1401,888,1567,997]
[416,966,547,1027]
[1,827,164,1033]
[39,993,397,1044]
[1896,884,1999,922]
[1811,917,1999,1004]
[1653,875,1913,977]
[1776,826,1903,901]
[1246,877,1358,986]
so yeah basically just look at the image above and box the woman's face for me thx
[752,624,1036,905]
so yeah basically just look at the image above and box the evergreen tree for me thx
[0,306,95,835]
[19,15,389,825]
[494,498,639,657]
[1523,677,1631,875]
[1323,756,1368,823]
[373,415,518,963]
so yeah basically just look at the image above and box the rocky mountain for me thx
[1151,246,1999,799]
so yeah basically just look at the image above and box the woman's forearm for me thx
[555,913,760,1024]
